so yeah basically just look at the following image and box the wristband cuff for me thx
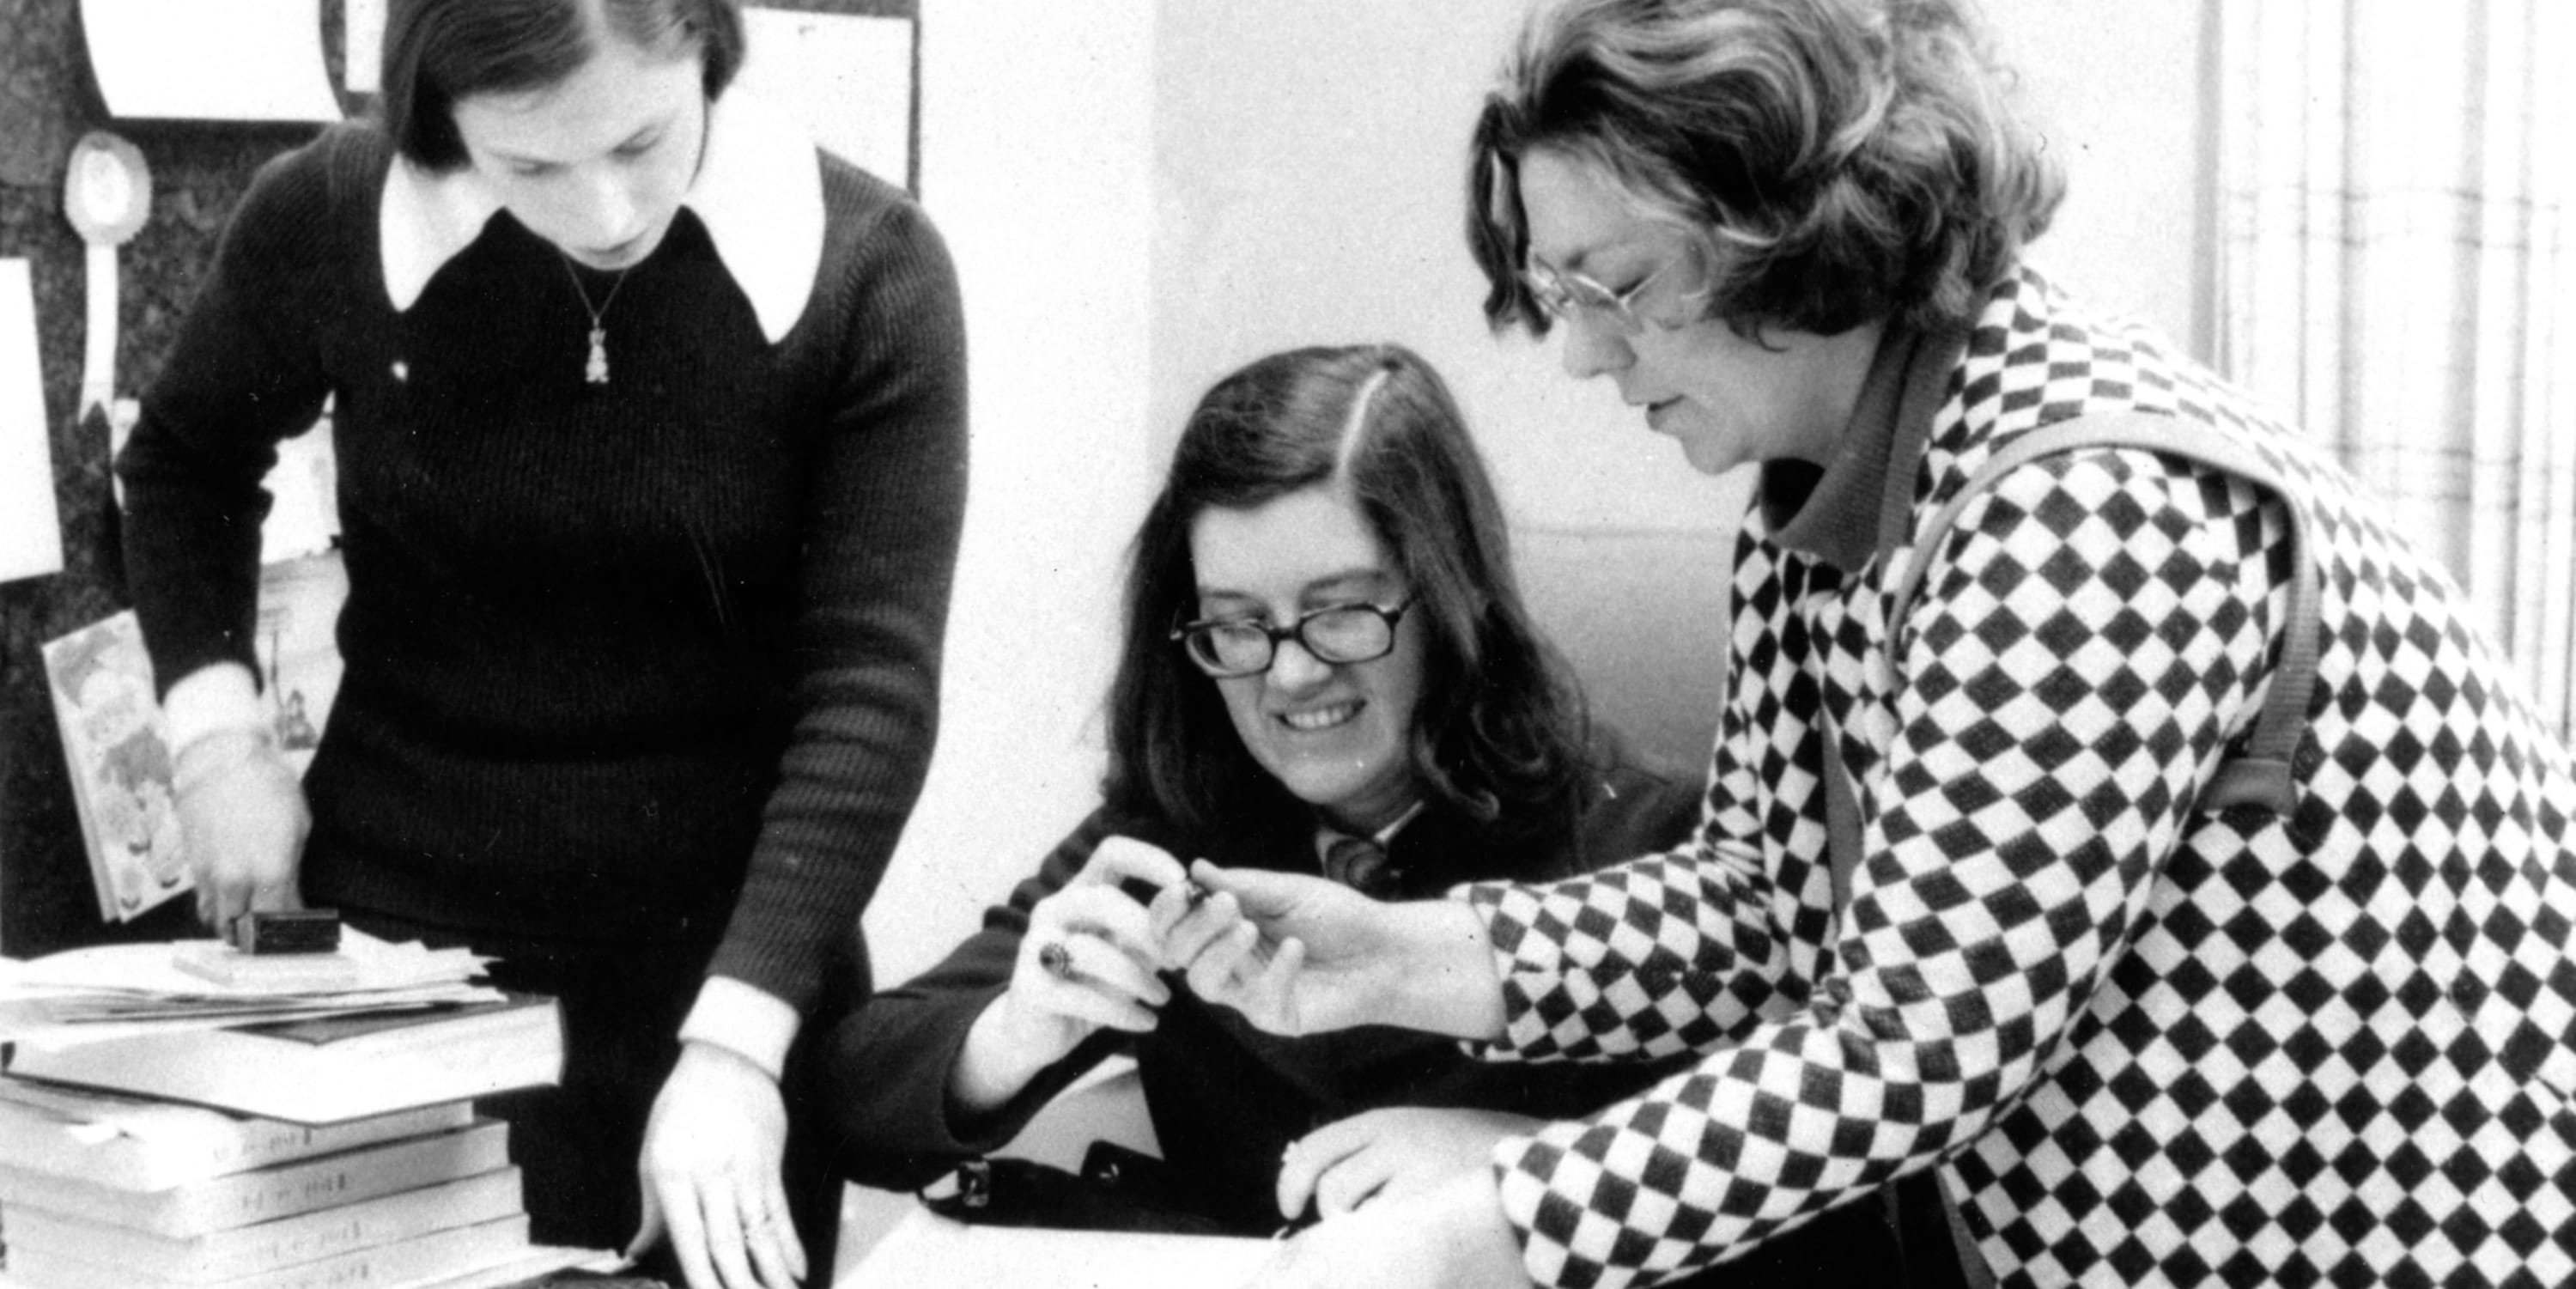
[172,725,281,796]
[678,976,799,1081]
[164,662,269,759]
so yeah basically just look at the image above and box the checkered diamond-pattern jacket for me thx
[1464,269,2576,1288]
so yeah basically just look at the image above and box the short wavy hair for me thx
[1105,344,1590,844]
[383,0,746,171]
[1467,0,2063,337]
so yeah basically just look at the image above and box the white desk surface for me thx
[832,1053,1170,1279]
[837,1206,1274,1289]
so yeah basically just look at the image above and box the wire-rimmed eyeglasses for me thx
[1518,255,1679,336]
[1171,599,1416,678]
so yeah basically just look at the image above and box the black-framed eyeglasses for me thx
[1170,599,1416,678]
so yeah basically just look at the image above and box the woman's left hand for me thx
[631,1042,805,1289]
[1277,1107,1541,1220]
[1249,1169,1532,1289]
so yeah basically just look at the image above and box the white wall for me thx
[864,1,1159,985]
[1988,0,2214,360]
[1149,2,1736,541]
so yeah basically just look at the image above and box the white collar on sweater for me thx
[379,89,823,343]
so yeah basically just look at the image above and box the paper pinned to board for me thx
[258,410,341,565]
[80,0,341,121]
[736,10,914,182]
[65,132,151,423]
[252,550,347,772]
[1,259,66,584]
[40,610,184,921]
[41,554,349,922]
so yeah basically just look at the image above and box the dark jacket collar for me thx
[1760,325,1968,573]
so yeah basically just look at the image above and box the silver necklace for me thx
[559,254,632,385]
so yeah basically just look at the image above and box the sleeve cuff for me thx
[679,976,801,1081]
[163,662,268,759]
[1451,879,1556,1058]
[1493,1131,1640,1289]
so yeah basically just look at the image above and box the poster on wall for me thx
[1,259,65,584]
[42,554,349,922]
[43,611,187,921]
[80,0,340,121]
[253,550,349,775]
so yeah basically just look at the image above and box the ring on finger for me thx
[1038,940,1076,980]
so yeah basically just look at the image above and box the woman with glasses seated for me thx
[822,342,1900,1283]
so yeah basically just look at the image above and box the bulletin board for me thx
[0,0,920,958]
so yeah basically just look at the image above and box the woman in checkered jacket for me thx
[1163,2,2576,1286]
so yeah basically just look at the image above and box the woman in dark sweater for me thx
[112,3,966,1286]
[824,344,1899,1286]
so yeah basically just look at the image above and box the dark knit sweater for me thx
[117,122,968,1013]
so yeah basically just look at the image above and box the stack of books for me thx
[3,992,564,1126]
[0,995,600,1289]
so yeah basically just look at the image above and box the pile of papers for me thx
[0,929,501,1049]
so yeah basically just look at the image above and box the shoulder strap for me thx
[1885,412,2321,815]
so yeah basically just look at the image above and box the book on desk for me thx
[5,1215,544,1289]
[0,991,602,1289]
[0,1116,513,1237]
[1,994,562,1125]
[0,1091,611,1289]
[1,1164,526,1280]
[0,1080,477,1192]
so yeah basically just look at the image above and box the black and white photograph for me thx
[0,3,2569,1287]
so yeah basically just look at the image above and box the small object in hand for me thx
[1038,940,1076,980]
[1182,879,1213,909]
[234,908,341,955]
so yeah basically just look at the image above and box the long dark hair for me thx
[1104,344,1590,844]
[382,0,747,170]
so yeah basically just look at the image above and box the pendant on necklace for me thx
[562,253,628,386]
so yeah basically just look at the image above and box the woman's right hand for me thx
[1278,1106,1541,1220]
[950,836,1189,1115]
[1247,1168,1531,1289]
[1158,860,1505,1041]
[173,728,311,938]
